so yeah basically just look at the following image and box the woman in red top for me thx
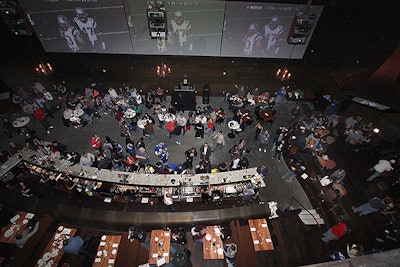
[321,222,351,242]
[166,120,176,140]
[33,107,52,134]
[90,134,103,155]
[205,118,215,136]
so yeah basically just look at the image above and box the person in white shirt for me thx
[367,159,395,181]
[163,192,174,212]
[14,221,40,248]
[213,131,226,151]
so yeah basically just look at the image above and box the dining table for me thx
[248,218,274,251]
[148,229,171,265]
[12,116,31,128]
[257,109,275,122]
[227,120,240,138]
[124,108,136,119]
[238,109,253,123]
[93,235,121,267]
[35,225,77,267]
[73,109,84,117]
[0,211,35,244]
[195,115,207,124]
[202,226,224,260]
[137,119,150,129]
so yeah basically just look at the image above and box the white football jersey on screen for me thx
[74,17,98,44]
[171,20,191,46]
[60,26,82,52]
[244,32,262,56]
[264,24,283,49]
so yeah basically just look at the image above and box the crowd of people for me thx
[2,79,400,262]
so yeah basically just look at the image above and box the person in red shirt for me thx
[166,120,176,140]
[33,107,53,134]
[205,118,215,136]
[321,222,351,242]
[90,134,103,155]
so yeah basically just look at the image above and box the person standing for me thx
[258,129,270,153]
[174,124,183,145]
[176,113,187,135]
[367,159,395,181]
[352,197,393,216]
[155,141,168,165]
[272,139,286,161]
[184,148,197,168]
[156,87,165,102]
[256,164,268,179]
[200,142,211,161]
[33,106,53,134]
[90,134,103,155]
[166,119,177,140]
[164,191,175,212]
[321,222,351,243]
[213,131,225,151]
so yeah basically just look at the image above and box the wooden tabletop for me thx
[0,211,34,244]
[203,226,224,260]
[35,225,77,267]
[248,218,274,251]
[258,110,274,122]
[93,235,121,267]
[148,229,171,265]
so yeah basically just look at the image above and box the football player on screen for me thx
[264,16,284,55]
[167,10,193,54]
[243,23,263,56]
[57,15,85,52]
[73,7,106,52]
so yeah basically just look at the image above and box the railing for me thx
[291,196,322,229]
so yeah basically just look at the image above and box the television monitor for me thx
[19,0,133,54]
[221,2,323,59]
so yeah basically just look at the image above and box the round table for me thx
[164,113,176,122]
[227,121,240,138]
[258,110,274,122]
[73,109,84,117]
[43,92,53,101]
[137,119,149,129]
[157,113,165,122]
[12,116,30,128]
[124,109,136,119]
[70,117,81,123]
[195,115,207,124]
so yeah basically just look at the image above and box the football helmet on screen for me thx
[247,23,258,36]
[75,7,88,21]
[269,16,280,30]
[57,15,70,30]
[174,10,184,25]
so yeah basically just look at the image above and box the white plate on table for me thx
[101,235,107,241]
[217,248,224,255]
[112,249,117,255]
[51,249,59,257]
[4,229,14,238]
[205,234,211,241]
[58,226,63,232]
[97,251,102,257]
[37,259,45,267]
[43,252,52,261]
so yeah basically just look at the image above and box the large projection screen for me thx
[127,0,225,56]
[19,0,133,54]
[221,2,323,59]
